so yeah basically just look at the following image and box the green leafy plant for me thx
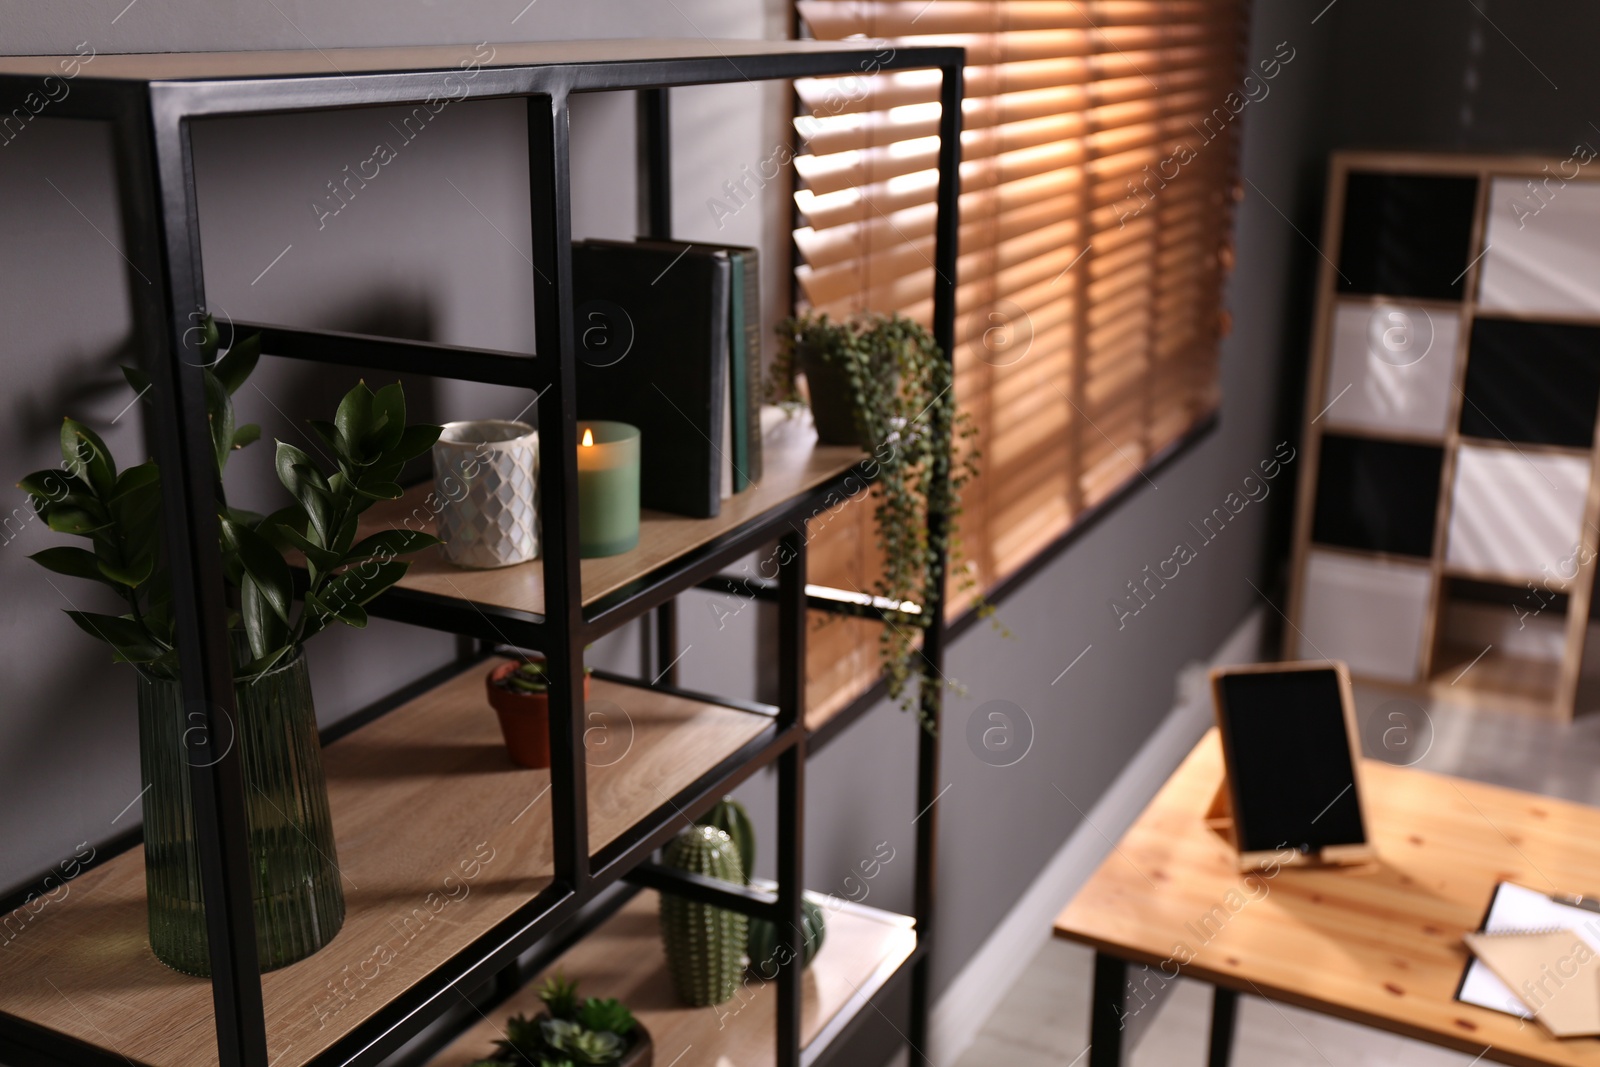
[537,972,581,1019]
[484,975,638,1066]
[575,998,635,1037]
[771,312,992,726]
[495,656,593,696]
[21,318,442,679]
[539,1019,623,1065]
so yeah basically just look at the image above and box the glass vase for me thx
[136,646,345,976]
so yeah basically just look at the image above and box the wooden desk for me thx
[1053,729,1600,1067]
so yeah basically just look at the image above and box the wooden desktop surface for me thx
[1054,729,1600,1067]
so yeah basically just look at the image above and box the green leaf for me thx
[121,365,151,396]
[346,529,441,563]
[392,423,443,461]
[302,559,406,638]
[60,418,115,496]
[232,423,262,450]
[203,369,235,472]
[214,330,261,395]
[238,644,294,679]
[103,462,161,587]
[275,522,340,571]
[334,381,374,459]
[240,575,288,661]
[308,420,340,453]
[369,382,407,454]
[330,511,360,558]
[19,468,87,506]
[350,480,404,502]
[45,507,108,535]
[306,592,367,630]
[29,546,112,585]
[275,441,333,544]
[63,611,165,662]
[225,518,292,625]
[200,313,221,357]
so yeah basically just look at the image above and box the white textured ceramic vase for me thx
[432,419,540,568]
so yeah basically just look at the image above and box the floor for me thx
[946,683,1600,1067]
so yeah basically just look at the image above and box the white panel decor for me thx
[1297,550,1434,683]
[1446,444,1592,580]
[1323,301,1460,436]
[1479,176,1600,317]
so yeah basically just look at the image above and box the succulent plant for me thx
[490,1014,545,1064]
[494,654,595,696]
[539,1018,623,1065]
[575,997,635,1037]
[659,824,748,1006]
[538,972,581,1020]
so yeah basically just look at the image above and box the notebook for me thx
[1457,882,1600,1019]
[1464,929,1600,1037]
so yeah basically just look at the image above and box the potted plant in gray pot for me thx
[21,317,442,975]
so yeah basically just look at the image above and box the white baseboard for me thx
[926,607,1266,1067]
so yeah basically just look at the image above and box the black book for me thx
[572,238,731,518]
[627,238,763,491]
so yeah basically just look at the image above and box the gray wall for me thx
[8,0,1588,1061]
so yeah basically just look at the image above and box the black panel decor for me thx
[1337,172,1479,300]
[1312,435,1443,557]
[1461,318,1600,448]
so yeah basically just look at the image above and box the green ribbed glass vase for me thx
[136,647,345,976]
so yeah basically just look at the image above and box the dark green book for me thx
[625,239,764,492]
[572,239,731,518]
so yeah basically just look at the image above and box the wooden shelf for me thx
[426,889,916,1067]
[0,38,900,82]
[0,665,772,1067]
[1429,641,1562,716]
[358,417,864,621]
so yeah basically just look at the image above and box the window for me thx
[790,1,1248,722]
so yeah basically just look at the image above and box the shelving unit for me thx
[1287,151,1600,720]
[430,890,917,1067]
[0,38,962,1067]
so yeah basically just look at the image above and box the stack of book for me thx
[572,238,765,519]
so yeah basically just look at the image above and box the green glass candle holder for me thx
[577,420,641,557]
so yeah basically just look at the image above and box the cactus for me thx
[704,797,757,883]
[748,895,827,977]
[659,825,748,1006]
[699,797,827,975]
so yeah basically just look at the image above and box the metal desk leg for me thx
[1207,986,1238,1067]
[1089,952,1128,1067]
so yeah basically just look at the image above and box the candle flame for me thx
[581,427,594,447]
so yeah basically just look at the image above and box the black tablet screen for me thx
[1217,668,1366,855]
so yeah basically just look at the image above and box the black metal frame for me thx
[0,38,962,1067]
[1088,951,1238,1067]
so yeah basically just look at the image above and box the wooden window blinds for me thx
[791,1,1249,723]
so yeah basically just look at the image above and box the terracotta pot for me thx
[486,660,591,770]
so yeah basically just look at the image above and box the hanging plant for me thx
[771,312,993,729]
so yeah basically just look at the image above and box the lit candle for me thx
[576,421,641,558]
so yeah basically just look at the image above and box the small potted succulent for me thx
[486,655,592,769]
[468,973,652,1067]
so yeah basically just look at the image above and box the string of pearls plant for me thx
[772,312,999,730]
